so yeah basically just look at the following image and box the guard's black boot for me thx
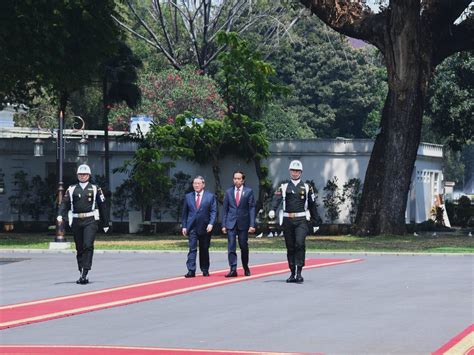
[295,266,304,283]
[286,267,296,283]
[77,269,89,285]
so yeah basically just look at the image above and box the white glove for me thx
[103,227,109,233]
[313,226,319,234]
[56,216,63,222]
[268,210,275,219]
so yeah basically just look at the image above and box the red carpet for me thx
[0,345,318,355]
[0,258,361,330]
[432,324,474,355]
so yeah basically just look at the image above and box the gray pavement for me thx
[0,250,472,355]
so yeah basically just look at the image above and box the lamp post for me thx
[55,110,66,241]
[55,113,88,242]
[33,112,87,242]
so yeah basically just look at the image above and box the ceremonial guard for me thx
[269,160,320,283]
[57,164,109,284]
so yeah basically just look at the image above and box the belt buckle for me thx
[288,212,295,218]
[79,213,86,218]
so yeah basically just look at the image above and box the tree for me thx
[8,171,32,222]
[300,0,474,235]
[101,41,142,197]
[261,103,314,140]
[114,134,174,222]
[109,66,225,128]
[113,0,297,71]
[268,15,387,138]
[168,171,192,223]
[0,0,124,112]
[216,32,283,207]
[175,112,229,200]
[426,51,473,151]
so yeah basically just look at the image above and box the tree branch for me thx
[434,16,474,65]
[299,0,385,48]
[423,0,472,28]
[152,0,176,58]
[112,14,181,70]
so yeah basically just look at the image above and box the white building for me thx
[0,128,444,225]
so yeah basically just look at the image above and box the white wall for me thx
[0,129,444,224]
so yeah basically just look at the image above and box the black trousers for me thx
[186,229,211,272]
[227,227,249,271]
[282,217,309,269]
[72,217,98,271]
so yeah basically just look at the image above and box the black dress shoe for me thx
[244,268,251,276]
[286,274,296,283]
[202,271,210,277]
[184,271,196,278]
[295,275,304,283]
[225,270,238,277]
[76,276,89,285]
[77,269,89,284]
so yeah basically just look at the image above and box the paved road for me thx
[0,250,472,354]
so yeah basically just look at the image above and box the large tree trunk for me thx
[356,87,426,235]
[355,1,432,235]
[297,0,473,235]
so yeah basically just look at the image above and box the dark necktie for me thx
[196,192,201,209]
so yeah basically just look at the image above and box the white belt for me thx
[283,212,307,218]
[72,211,96,218]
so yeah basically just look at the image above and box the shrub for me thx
[323,177,343,223]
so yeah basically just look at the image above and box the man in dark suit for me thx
[182,175,217,278]
[221,170,256,277]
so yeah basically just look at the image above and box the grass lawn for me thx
[0,232,472,253]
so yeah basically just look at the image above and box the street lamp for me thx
[55,113,88,242]
[33,112,88,242]
[33,137,44,157]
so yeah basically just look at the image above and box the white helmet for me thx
[77,164,91,175]
[289,160,303,171]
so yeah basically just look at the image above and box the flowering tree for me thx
[109,66,225,129]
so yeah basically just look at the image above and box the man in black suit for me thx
[182,175,217,278]
[221,170,256,277]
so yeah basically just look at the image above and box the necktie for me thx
[195,192,201,209]
[235,188,240,206]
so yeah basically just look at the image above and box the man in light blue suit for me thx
[221,171,256,277]
[182,176,217,278]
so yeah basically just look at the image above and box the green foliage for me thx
[323,176,343,223]
[267,18,387,138]
[12,92,76,128]
[8,171,32,222]
[427,52,473,151]
[456,195,472,228]
[442,149,465,188]
[168,171,192,223]
[109,66,225,129]
[429,206,445,227]
[226,114,269,160]
[261,104,314,140]
[175,112,229,197]
[0,0,124,108]
[342,178,363,224]
[216,32,288,119]
[113,140,174,220]
[112,179,135,222]
[7,172,56,222]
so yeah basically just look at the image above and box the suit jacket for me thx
[182,190,217,235]
[221,186,256,230]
